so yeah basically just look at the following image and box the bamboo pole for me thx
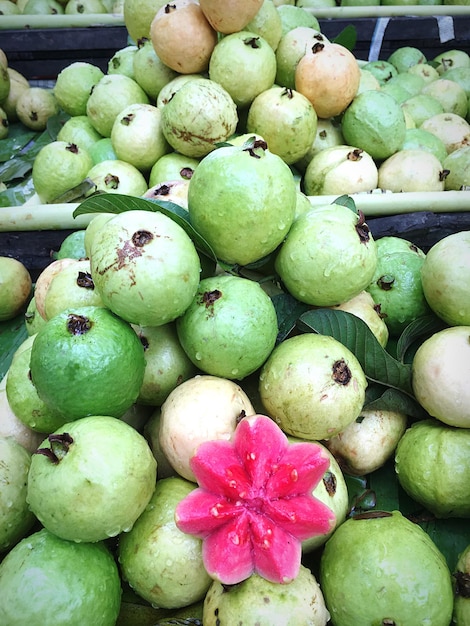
[0,14,125,30]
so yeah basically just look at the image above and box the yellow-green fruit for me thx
[0,62,9,103]
[57,115,103,153]
[0,256,32,321]
[54,62,104,117]
[16,87,59,131]
[123,0,167,42]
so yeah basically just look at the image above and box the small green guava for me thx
[176,274,278,380]
[400,127,448,164]
[26,415,157,542]
[118,476,212,609]
[203,564,330,626]
[319,510,454,626]
[0,375,44,453]
[57,115,103,154]
[53,61,104,117]
[107,44,137,78]
[245,0,283,50]
[259,332,367,441]
[188,138,296,266]
[387,46,427,73]
[149,152,200,187]
[0,528,122,626]
[411,326,470,428]
[443,145,470,190]
[420,231,470,326]
[0,256,32,321]
[89,209,201,327]
[360,60,398,84]
[395,418,470,518]
[275,203,378,307]
[52,230,87,261]
[0,436,36,552]
[16,86,59,131]
[85,158,148,196]
[276,4,319,37]
[132,38,179,101]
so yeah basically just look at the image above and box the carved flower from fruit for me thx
[175,414,335,585]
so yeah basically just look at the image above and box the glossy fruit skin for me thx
[320,510,454,626]
[395,419,470,518]
[0,528,122,626]
[0,256,32,321]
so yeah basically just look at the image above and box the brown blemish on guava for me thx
[355,210,370,243]
[139,335,150,350]
[121,113,135,126]
[377,275,394,291]
[164,3,176,13]
[30,111,39,122]
[36,432,74,464]
[1,118,8,129]
[132,230,153,248]
[180,167,194,179]
[243,138,268,158]
[332,359,351,385]
[348,149,363,161]
[76,271,94,289]
[454,571,470,598]
[373,303,386,319]
[67,313,92,335]
[244,36,261,49]
[323,470,337,496]
[311,42,325,54]
[199,289,222,315]
[104,174,120,189]
[282,87,294,99]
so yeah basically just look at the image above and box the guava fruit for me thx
[387,45,427,73]
[275,26,329,90]
[420,230,470,326]
[0,375,44,453]
[85,158,148,196]
[319,510,454,626]
[411,326,470,428]
[2,67,29,123]
[118,476,212,609]
[330,290,389,347]
[43,258,104,320]
[0,106,8,140]
[57,115,102,154]
[158,374,255,481]
[29,305,146,421]
[89,209,200,327]
[361,59,398,84]
[188,138,296,265]
[161,77,238,158]
[132,38,178,101]
[156,72,204,109]
[199,0,264,34]
[408,61,440,84]
[176,274,278,380]
[277,3,319,36]
[341,90,407,160]
[433,49,470,74]
[382,70,425,98]
[245,0,283,50]
[422,78,468,117]
[0,60,9,103]
[6,334,67,433]
[379,148,446,192]
[395,418,470,518]
[357,67,381,94]
[27,415,157,542]
[259,333,367,441]
[246,86,317,165]
[53,61,104,116]
[24,296,46,336]
[123,0,167,42]
[0,528,121,626]
[86,73,149,138]
[0,256,32,321]
[143,179,190,208]
[294,117,344,174]
[32,140,93,204]
[107,44,137,78]
[401,127,448,164]
[0,436,36,552]
[53,230,87,261]
[325,408,408,476]
[16,86,59,131]
[203,564,330,626]
[149,152,199,187]
[209,31,277,108]
[420,112,470,154]
[444,66,470,99]
[295,41,360,119]
[303,144,378,196]
[88,137,117,165]
[453,543,470,625]
[150,0,218,74]
[366,235,431,335]
[132,322,196,406]
[83,212,114,258]
[443,145,470,189]
[274,203,378,307]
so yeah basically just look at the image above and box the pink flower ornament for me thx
[175,413,336,585]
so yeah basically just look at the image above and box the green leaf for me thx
[73,193,217,262]
[395,314,448,363]
[332,24,357,52]
[330,194,358,213]
[297,308,414,395]
[0,315,28,382]
[0,177,36,207]
[364,383,428,420]
[0,125,38,162]
[271,292,311,344]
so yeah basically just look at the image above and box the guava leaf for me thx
[0,314,28,382]
[332,24,357,52]
[395,314,448,363]
[0,177,36,207]
[364,383,428,420]
[330,194,358,214]
[73,193,217,262]
[297,308,414,395]
[0,125,38,162]
[271,292,311,344]
[51,178,96,204]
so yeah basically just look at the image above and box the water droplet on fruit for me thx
[195,352,202,361]
[278,222,286,231]
[166,558,173,567]
[231,368,239,376]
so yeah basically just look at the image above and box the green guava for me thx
[107,44,137,78]
[26,415,157,542]
[0,527,121,626]
[209,31,277,108]
[422,78,468,117]
[275,26,328,90]
[411,326,470,428]
[85,158,148,196]
[360,60,398,84]
[89,209,201,327]
[53,61,104,117]
[420,231,470,326]
[320,510,454,626]
[275,203,378,306]
[395,418,470,518]
[443,145,470,190]
[132,38,178,101]
[88,138,117,165]
[0,436,36,552]
[29,305,146,420]
[149,152,200,187]
[0,256,32,321]
[132,322,197,406]
[276,4,319,36]
[118,476,212,609]
[387,46,427,73]
[52,230,87,261]
[203,564,330,626]
[400,127,448,164]
[16,86,59,131]
[245,0,283,50]
[176,274,278,380]
[259,332,367,441]
[0,376,44,453]
[24,295,47,336]
[56,114,103,153]
[188,138,296,265]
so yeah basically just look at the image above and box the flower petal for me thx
[234,415,289,491]
[175,488,241,537]
[263,494,336,541]
[190,439,252,501]
[265,442,331,499]
[202,512,254,585]
[249,512,302,584]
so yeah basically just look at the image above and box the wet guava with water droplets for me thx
[320,510,454,626]
[176,274,278,380]
[0,527,121,626]
[118,475,212,609]
[26,415,157,542]
[188,138,296,265]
